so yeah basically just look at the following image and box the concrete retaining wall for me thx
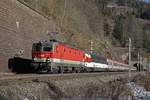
[0,0,56,72]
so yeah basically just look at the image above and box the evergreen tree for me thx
[97,0,109,15]
[116,0,125,6]
[143,27,150,53]
[104,22,111,36]
[112,15,124,44]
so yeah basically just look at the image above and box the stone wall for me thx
[0,0,56,72]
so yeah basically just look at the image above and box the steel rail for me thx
[0,72,142,85]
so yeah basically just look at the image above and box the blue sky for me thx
[144,0,150,3]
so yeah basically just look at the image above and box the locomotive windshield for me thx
[43,46,52,52]
[32,43,42,52]
[32,42,53,52]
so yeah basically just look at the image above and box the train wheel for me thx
[76,70,80,73]
[58,66,64,73]
[76,67,81,73]
[72,67,76,73]
[61,66,64,73]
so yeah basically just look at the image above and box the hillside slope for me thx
[18,0,115,56]
[18,0,150,59]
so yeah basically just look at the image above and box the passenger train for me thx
[31,40,136,73]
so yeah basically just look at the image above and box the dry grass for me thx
[62,79,131,100]
[132,72,150,91]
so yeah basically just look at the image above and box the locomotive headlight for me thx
[33,58,37,61]
[46,58,51,62]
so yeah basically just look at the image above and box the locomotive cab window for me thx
[43,46,52,52]
[32,43,42,52]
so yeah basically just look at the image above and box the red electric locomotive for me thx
[32,40,90,73]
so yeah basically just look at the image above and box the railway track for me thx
[0,72,143,85]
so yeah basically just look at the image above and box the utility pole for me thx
[138,51,140,71]
[129,38,131,77]
[140,55,142,71]
[143,58,147,71]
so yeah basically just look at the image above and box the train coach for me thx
[107,59,136,71]
[31,40,136,73]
